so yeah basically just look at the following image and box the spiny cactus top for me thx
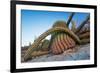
[53,21,67,28]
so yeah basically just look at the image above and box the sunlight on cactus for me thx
[23,13,90,62]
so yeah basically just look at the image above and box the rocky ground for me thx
[26,44,90,62]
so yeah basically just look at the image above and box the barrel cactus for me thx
[50,21,76,54]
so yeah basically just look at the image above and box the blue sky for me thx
[21,10,89,46]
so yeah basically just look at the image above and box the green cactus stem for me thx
[66,13,75,27]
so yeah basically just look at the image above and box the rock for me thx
[27,44,90,62]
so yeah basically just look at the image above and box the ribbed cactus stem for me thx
[79,32,90,39]
[50,21,76,54]
[80,39,90,44]
[66,13,75,27]
[31,51,49,57]
[75,15,90,33]
[71,20,77,32]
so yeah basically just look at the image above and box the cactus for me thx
[71,20,77,32]
[23,14,90,62]
[80,39,90,44]
[50,21,76,54]
[23,26,81,61]
[40,39,50,51]
[31,51,49,58]
[79,32,90,39]
[66,13,75,27]
[75,15,90,34]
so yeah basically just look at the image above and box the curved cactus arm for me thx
[71,20,77,32]
[24,27,81,61]
[66,13,75,27]
[75,15,90,34]
[31,51,49,57]
[79,32,90,39]
[80,39,90,44]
